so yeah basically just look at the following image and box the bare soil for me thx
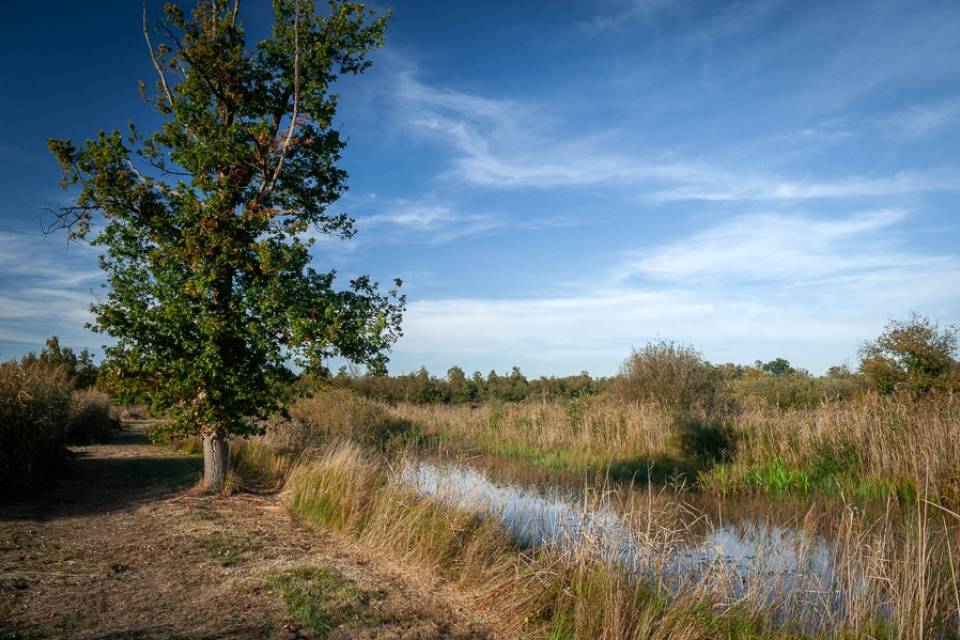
[0,427,492,639]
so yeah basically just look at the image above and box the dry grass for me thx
[395,398,677,469]
[0,361,73,498]
[0,429,489,639]
[703,394,960,500]
[114,403,151,421]
[242,439,958,638]
[269,389,418,455]
[385,391,960,501]
[240,388,960,638]
[67,389,118,443]
[280,442,726,638]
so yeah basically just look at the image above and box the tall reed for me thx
[387,392,960,499]
[237,434,960,638]
[0,361,73,498]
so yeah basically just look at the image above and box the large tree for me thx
[47,0,404,491]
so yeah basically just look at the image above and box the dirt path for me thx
[0,427,492,639]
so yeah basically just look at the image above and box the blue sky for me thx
[1,0,959,376]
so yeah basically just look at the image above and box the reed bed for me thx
[233,432,960,639]
[716,395,960,499]
[0,361,73,498]
[67,388,118,443]
[272,441,768,639]
[244,388,960,636]
[384,392,960,501]
[394,398,677,471]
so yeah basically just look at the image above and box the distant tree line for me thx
[324,314,959,406]
[7,313,956,409]
[326,365,607,404]
[324,356,854,407]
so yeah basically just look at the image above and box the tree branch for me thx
[263,3,301,197]
[143,2,175,108]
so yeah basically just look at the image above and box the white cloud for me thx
[349,193,581,245]
[357,201,500,244]
[0,231,101,285]
[393,74,960,201]
[578,0,780,40]
[618,210,911,283]
[392,211,960,376]
[578,0,684,34]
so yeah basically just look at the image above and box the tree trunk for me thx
[202,431,229,493]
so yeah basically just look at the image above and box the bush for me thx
[142,421,201,453]
[67,389,119,443]
[269,389,417,454]
[860,313,959,395]
[613,340,728,418]
[0,361,73,498]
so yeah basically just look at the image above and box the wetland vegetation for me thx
[5,315,959,638]
[211,316,960,639]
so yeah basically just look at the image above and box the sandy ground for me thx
[0,428,492,639]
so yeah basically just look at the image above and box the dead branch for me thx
[263,3,302,197]
[142,2,175,108]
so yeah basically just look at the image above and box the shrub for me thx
[142,421,202,453]
[616,341,733,426]
[860,313,960,395]
[36,336,99,388]
[117,403,151,421]
[759,357,794,377]
[0,361,73,498]
[613,340,727,418]
[67,389,118,443]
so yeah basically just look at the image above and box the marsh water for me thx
[398,454,880,629]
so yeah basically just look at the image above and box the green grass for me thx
[432,434,704,486]
[267,567,384,636]
[699,457,917,501]
[495,441,582,469]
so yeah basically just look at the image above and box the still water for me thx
[399,457,870,628]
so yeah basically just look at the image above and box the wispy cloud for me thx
[884,97,960,138]
[393,74,960,202]
[0,230,102,353]
[578,0,684,35]
[617,210,919,283]
[357,201,500,244]
[643,170,960,203]
[578,0,781,41]
[349,192,581,245]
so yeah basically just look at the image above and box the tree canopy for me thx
[46,0,404,488]
[859,313,959,394]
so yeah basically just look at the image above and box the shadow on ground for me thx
[0,427,202,522]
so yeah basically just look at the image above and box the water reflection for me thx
[400,458,858,627]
